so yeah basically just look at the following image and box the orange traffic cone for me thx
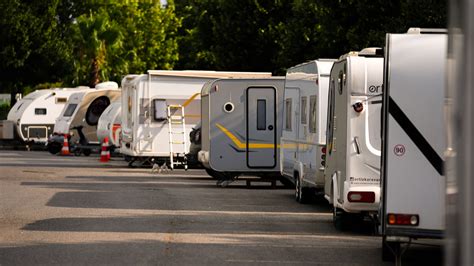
[61,134,71,156]
[100,137,110,162]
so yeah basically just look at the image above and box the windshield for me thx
[63,104,78,117]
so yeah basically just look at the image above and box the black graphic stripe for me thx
[389,97,444,175]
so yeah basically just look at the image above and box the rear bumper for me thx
[341,185,380,213]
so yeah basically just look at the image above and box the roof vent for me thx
[95,81,119,90]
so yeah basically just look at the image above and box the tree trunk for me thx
[89,58,100,88]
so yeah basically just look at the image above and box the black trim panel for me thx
[388,97,444,175]
[385,227,444,239]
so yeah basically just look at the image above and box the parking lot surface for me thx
[0,151,442,265]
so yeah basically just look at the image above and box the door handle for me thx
[268,125,274,131]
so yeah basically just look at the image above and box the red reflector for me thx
[387,213,419,226]
[347,191,375,203]
[321,147,326,154]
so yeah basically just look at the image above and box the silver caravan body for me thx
[120,71,272,165]
[6,86,89,143]
[324,48,383,217]
[97,100,122,148]
[280,60,335,202]
[198,78,285,176]
[381,29,446,257]
[53,82,121,144]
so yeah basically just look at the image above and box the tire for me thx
[47,142,62,155]
[73,149,82,156]
[382,236,399,262]
[295,176,302,202]
[205,168,224,179]
[333,206,346,230]
[83,149,91,156]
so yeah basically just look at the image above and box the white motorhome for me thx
[280,59,335,202]
[120,70,272,168]
[198,78,285,181]
[380,29,446,261]
[324,48,383,229]
[6,86,89,143]
[49,82,121,153]
[97,100,122,150]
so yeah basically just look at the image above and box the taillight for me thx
[387,213,419,226]
[347,191,375,203]
[321,146,326,166]
[353,102,364,113]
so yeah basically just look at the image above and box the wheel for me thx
[382,236,399,262]
[295,176,302,202]
[205,168,226,179]
[73,149,82,156]
[47,142,62,155]
[83,149,91,156]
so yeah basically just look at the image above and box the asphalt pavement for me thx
[0,151,442,265]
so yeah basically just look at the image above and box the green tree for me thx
[0,0,72,103]
[71,10,123,87]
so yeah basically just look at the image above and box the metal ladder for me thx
[167,105,188,170]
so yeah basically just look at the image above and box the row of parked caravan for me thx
[3,28,445,261]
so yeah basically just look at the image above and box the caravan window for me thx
[285,98,292,131]
[153,99,167,121]
[257,99,266,130]
[63,104,77,117]
[35,108,47,115]
[309,96,317,133]
[301,96,307,124]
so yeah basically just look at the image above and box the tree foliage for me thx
[0,0,447,95]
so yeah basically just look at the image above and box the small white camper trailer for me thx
[323,48,383,228]
[6,86,90,143]
[380,28,446,261]
[97,100,122,150]
[198,78,285,181]
[280,59,335,202]
[49,82,121,153]
[120,70,272,168]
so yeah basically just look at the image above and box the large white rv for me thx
[323,48,383,229]
[280,59,335,202]
[49,82,121,153]
[120,70,271,168]
[97,100,122,150]
[6,86,89,143]
[198,78,285,181]
[380,29,446,261]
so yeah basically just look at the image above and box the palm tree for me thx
[72,10,123,87]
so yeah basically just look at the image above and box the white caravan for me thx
[6,86,89,143]
[280,59,335,202]
[324,48,383,228]
[380,29,446,261]
[97,100,122,150]
[198,78,285,180]
[120,70,271,168]
[51,82,121,152]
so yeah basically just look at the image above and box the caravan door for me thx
[246,87,277,168]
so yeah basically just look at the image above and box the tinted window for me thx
[86,96,110,126]
[285,98,292,131]
[63,104,77,117]
[257,99,266,130]
[301,96,307,124]
[35,108,47,115]
[309,96,317,133]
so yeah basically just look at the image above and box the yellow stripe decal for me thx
[183,93,200,107]
[215,123,278,149]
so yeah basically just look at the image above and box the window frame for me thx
[300,96,307,125]
[34,108,47,115]
[256,99,267,130]
[152,99,168,122]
